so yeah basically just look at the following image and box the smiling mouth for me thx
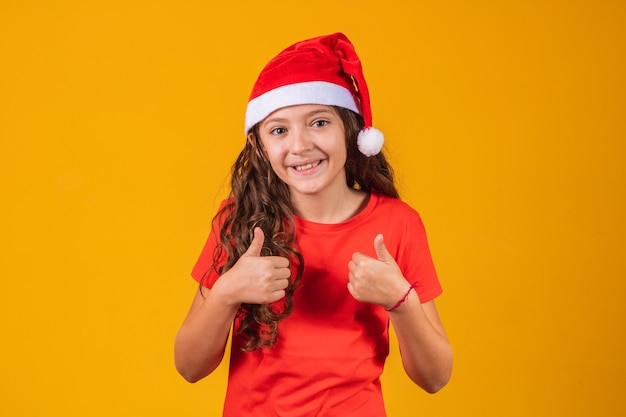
[293,160,321,171]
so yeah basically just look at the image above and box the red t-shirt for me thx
[191,192,442,417]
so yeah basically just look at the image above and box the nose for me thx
[289,128,313,154]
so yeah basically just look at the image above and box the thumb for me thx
[374,234,393,263]
[245,227,265,257]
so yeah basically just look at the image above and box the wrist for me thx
[385,282,419,312]
[210,278,243,310]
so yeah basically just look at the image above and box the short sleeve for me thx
[190,199,230,288]
[397,211,442,303]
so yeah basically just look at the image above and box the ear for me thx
[248,131,267,160]
[246,131,256,147]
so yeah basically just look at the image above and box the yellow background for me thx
[1,1,625,416]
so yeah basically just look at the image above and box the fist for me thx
[215,227,291,305]
[347,234,409,309]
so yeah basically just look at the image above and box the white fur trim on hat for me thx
[357,127,384,157]
[244,81,360,134]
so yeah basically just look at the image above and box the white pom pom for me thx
[357,127,384,156]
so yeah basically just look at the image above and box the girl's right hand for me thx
[212,227,291,306]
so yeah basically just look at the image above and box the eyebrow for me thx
[262,108,335,126]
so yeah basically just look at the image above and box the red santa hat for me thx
[244,32,384,157]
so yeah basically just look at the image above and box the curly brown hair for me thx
[208,106,399,351]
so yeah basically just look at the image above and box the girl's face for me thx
[257,104,349,199]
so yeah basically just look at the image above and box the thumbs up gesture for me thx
[347,234,410,309]
[214,227,291,306]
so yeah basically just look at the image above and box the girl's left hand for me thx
[347,234,414,309]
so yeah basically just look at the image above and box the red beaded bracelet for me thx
[385,282,419,312]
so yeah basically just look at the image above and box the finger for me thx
[347,259,356,272]
[276,277,290,290]
[351,251,368,264]
[271,256,290,269]
[244,227,265,257]
[374,234,393,263]
[274,267,292,279]
[346,281,356,297]
[269,289,286,302]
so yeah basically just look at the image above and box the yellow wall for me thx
[2,1,625,416]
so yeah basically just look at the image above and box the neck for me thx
[291,187,369,224]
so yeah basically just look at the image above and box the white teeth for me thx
[294,161,319,171]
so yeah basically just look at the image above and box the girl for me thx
[175,32,453,417]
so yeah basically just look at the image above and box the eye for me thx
[270,127,287,135]
[311,119,329,128]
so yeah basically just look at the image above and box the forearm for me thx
[388,293,453,393]
[175,230,292,382]
[174,288,239,383]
